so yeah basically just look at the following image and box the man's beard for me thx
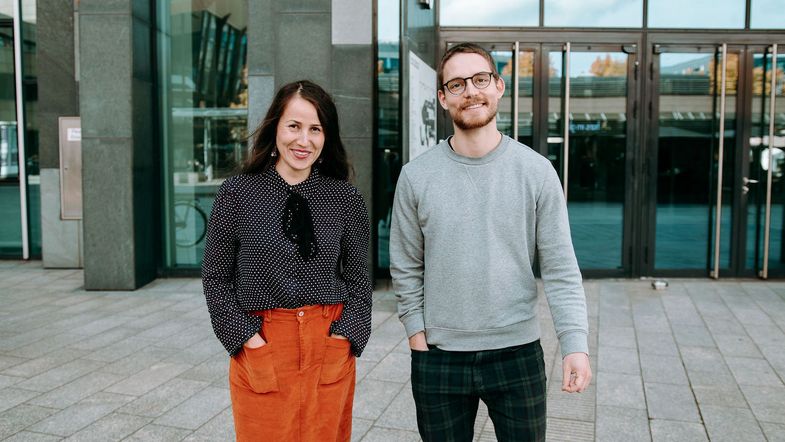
[450,98,498,131]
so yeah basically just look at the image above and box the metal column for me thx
[711,43,728,279]
[761,44,779,279]
[12,0,29,259]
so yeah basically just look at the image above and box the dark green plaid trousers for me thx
[410,340,547,442]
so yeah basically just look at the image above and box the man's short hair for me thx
[437,43,500,89]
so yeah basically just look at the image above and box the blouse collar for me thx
[263,166,323,196]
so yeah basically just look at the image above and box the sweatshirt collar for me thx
[442,133,510,165]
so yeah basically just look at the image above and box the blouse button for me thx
[298,311,304,317]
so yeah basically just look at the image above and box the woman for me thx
[202,80,372,442]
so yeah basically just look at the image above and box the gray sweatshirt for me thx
[390,135,588,357]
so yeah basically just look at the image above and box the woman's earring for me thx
[271,150,277,157]
[317,157,323,164]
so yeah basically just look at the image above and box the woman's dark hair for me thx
[242,80,353,182]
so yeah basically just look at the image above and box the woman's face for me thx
[274,95,325,182]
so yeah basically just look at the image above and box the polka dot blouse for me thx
[201,166,373,357]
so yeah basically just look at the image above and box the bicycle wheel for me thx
[174,200,208,247]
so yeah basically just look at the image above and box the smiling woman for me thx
[202,79,371,441]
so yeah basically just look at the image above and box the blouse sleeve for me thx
[202,180,262,356]
[329,190,373,356]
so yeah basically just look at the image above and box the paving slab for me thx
[595,405,649,442]
[118,378,209,418]
[64,412,151,442]
[125,423,193,442]
[650,420,708,442]
[153,386,232,430]
[28,391,135,437]
[700,405,767,442]
[644,382,700,422]
[2,265,785,441]
[0,404,57,440]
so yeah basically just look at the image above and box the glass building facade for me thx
[0,0,38,259]
[375,0,785,279]
[6,0,785,284]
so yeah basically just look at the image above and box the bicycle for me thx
[174,199,208,247]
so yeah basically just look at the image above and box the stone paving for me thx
[1,261,785,441]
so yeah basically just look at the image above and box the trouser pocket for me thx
[319,336,354,384]
[240,343,280,393]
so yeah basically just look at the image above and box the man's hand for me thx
[408,331,428,351]
[562,352,591,393]
[243,333,266,349]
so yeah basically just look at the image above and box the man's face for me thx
[438,52,505,131]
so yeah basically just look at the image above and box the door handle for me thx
[743,177,759,185]
[742,185,750,195]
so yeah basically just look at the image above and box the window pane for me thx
[751,0,785,29]
[545,0,642,27]
[375,0,401,273]
[0,26,22,256]
[648,0,744,28]
[440,0,538,27]
[157,0,248,268]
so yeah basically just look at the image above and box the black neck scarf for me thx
[282,189,318,260]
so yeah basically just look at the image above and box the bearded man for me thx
[390,42,592,442]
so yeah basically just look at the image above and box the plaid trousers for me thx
[410,340,547,442]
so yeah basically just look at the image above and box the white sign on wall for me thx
[408,51,437,161]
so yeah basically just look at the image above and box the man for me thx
[390,43,592,442]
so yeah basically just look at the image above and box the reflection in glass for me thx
[375,0,401,272]
[158,0,248,268]
[751,0,785,29]
[648,0,744,28]
[655,51,737,270]
[493,50,514,138]
[0,0,11,19]
[516,49,535,147]
[545,0,642,27]
[747,52,785,272]
[0,25,22,256]
[440,0,538,27]
[549,50,628,269]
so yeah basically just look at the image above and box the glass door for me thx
[649,45,738,276]
[746,44,785,278]
[546,43,637,273]
[0,23,23,257]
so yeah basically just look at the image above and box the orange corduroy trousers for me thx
[229,304,356,442]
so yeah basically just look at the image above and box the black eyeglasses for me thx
[442,72,495,95]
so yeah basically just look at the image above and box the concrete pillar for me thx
[78,0,157,289]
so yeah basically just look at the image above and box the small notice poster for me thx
[67,128,81,142]
[408,51,437,161]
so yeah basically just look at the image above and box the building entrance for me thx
[440,34,784,278]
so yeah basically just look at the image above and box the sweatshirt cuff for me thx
[401,313,425,338]
[559,330,589,358]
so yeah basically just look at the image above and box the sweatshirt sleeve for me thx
[535,166,589,358]
[201,180,261,356]
[389,169,426,338]
[329,191,373,357]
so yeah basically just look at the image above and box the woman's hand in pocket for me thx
[243,333,266,349]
